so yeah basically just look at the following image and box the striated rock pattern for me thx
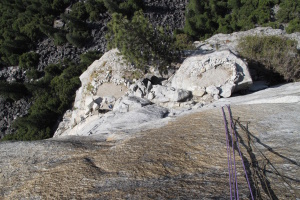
[0,101,299,199]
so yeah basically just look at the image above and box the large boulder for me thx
[171,50,252,97]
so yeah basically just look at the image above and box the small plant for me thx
[86,83,94,92]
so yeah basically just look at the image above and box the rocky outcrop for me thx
[1,82,299,199]
[54,49,136,136]
[194,27,300,54]
[0,66,25,82]
[113,96,152,113]
[171,50,253,98]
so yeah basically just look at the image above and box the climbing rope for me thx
[222,105,254,200]
[221,106,233,200]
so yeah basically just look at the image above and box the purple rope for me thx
[227,105,254,200]
[227,105,239,200]
[221,107,233,200]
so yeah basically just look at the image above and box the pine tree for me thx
[106,11,179,72]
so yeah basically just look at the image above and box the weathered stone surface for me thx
[171,50,253,94]
[206,85,220,95]
[220,82,236,98]
[1,83,299,199]
[192,87,206,97]
[59,104,169,138]
[113,96,152,113]
[151,85,192,103]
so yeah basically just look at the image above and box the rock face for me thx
[54,49,135,137]
[113,96,152,113]
[1,83,299,199]
[171,50,253,97]
[57,104,169,139]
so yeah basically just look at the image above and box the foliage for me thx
[19,52,40,70]
[276,0,300,23]
[80,51,102,65]
[0,0,72,66]
[2,53,95,141]
[238,35,300,82]
[69,0,106,21]
[66,31,90,48]
[286,18,300,33]
[106,11,180,73]
[103,0,144,17]
[183,0,300,40]
[174,33,195,50]
[0,82,29,101]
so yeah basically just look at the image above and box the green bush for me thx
[286,18,300,34]
[53,32,68,46]
[2,53,95,141]
[106,11,180,73]
[66,32,89,48]
[174,34,195,50]
[0,81,29,101]
[238,35,300,82]
[19,52,40,70]
[80,51,102,65]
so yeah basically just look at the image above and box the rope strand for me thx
[226,105,254,200]
[221,107,233,200]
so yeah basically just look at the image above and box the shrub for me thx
[286,18,300,34]
[19,52,40,70]
[106,11,180,73]
[53,32,68,46]
[238,35,300,82]
[80,51,102,65]
[174,34,195,50]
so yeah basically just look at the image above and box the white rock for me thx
[220,83,236,98]
[85,96,95,109]
[104,96,116,104]
[206,86,220,95]
[85,108,92,115]
[92,103,99,111]
[134,88,144,98]
[151,85,191,103]
[113,96,152,113]
[147,92,155,100]
[146,81,152,93]
[214,94,220,100]
[192,87,206,97]
[171,50,252,93]
[130,84,138,92]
